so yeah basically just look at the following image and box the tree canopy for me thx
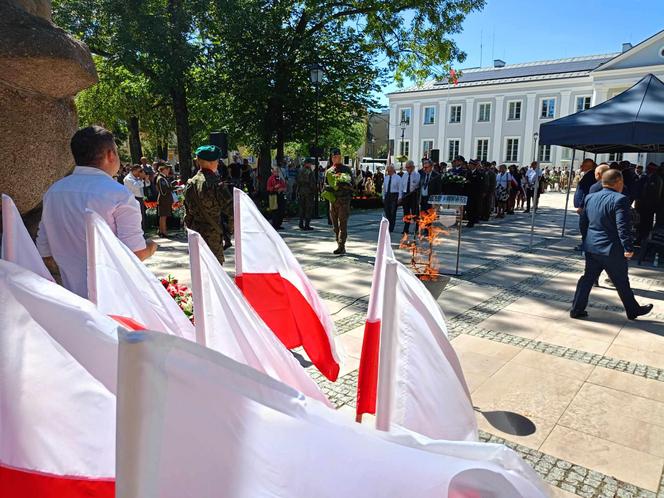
[53,0,484,184]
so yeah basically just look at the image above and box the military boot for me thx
[333,244,346,255]
[304,220,314,231]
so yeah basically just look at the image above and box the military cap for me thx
[195,145,221,161]
[330,147,341,156]
[304,157,316,164]
[469,158,480,165]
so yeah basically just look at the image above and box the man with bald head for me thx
[571,169,652,320]
[382,164,402,232]
[588,163,610,195]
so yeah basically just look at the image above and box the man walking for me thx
[296,157,318,230]
[571,170,652,320]
[419,159,442,212]
[382,164,402,232]
[400,160,420,236]
[36,126,156,298]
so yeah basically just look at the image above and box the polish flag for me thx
[233,188,340,381]
[450,68,459,86]
[187,228,331,406]
[376,258,478,441]
[116,330,547,498]
[0,260,118,498]
[356,217,393,420]
[356,220,477,441]
[1,194,54,282]
[85,210,195,341]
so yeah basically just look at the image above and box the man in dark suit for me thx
[571,170,653,320]
[419,159,442,212]
[573,158,597,251]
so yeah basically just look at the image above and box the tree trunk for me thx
[156,142,165,161]
[171,85,193,182]
[127,116,143,164]
[161,140,169,160]
[258,141,272,193]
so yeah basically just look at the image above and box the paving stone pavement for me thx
[147,192,664,497]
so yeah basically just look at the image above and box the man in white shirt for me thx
[524,161,542,213]
[400,160,421,235]
[382,164,402,232]
[123,164,150,229]
[36,126,157,298]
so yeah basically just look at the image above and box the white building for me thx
[387,29,664,168]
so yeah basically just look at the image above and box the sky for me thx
[376,0,664,106]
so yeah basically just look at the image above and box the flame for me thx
[399,208,451,282]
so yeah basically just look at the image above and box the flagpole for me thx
[375,260,399,432]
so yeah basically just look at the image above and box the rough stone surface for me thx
[0,1,97,217]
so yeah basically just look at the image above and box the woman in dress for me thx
[495,164,512,218]
[156,163,175,237]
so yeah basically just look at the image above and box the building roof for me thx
[390,53,619,95]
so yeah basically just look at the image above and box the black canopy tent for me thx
[539,73,664,237]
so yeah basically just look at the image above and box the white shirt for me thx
[400,171,421,196]
[123,173,149,198]
[382,173,403,199]
[36,166,147,298]
[526,168,541,187]
[496,172,513,189]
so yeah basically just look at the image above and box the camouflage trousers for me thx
[330,198,351,246]
[298,193,315,222]
[202,229,225,264]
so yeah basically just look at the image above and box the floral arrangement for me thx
[160,274,194,323]
[322,170,352,202]
[441,173,467,185]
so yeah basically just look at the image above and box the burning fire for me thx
[399,208,449,281]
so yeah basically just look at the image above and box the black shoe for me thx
[299,222,305,230]
[523,209,530,213]
[333,245,346,255]
[304,225,314,231]
[570,310,589,319]
[628,304,653,320]
[574,244,583,252]
[223,240,233,250]
[275,226,284,230]
[157,232,168,238]
[466,223,475,228]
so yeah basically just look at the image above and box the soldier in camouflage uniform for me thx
[184,145,233,264]
[324,147,353,255]
[296,157,318,230]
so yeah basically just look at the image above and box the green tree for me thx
[53,0,212,180]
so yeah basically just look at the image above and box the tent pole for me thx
[561,148,576,237]
[528,133,540,251]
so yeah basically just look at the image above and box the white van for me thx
[359,157,387,174]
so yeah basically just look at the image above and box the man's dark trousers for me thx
[402,193,419,234]
[572,252,640,316]
[384,193,399,232]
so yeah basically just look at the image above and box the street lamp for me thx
[528,131,540,251]
[399,118,407,168]
[309,63,324,218]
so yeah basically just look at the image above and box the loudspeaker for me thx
[344,155,350,165]
[309,145,324,158]
[209,131,228,159]
[430,149,440,163]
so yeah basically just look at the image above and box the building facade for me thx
[387,29,664,168]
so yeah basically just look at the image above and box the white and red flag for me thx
[233,188,340,381]
[356,219,477,441]
[355,217,393,420]
[187,228,331,405]
[116,330,547,498]
[85,209,195,340]
[1,194,54,281]
[0,260,118,498]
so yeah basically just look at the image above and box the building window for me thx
[423,106,436,125]
[399,108,411,125]
[540,98,555,119]
[448,139,460,162]
[449,105,462,124]
[505,138,519,162]
[538,144,552,162]
[561,147,573,160]
[576,96,592,112]
[399,140,410,158]
[507,101,522,121]
[608,152,623,162]
[478,103,491,122]
[476,139,489,162]
[422,140,434,158]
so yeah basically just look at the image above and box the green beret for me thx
[330,147,341,156]
[304,157,316,164]
[195,145,221,161]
